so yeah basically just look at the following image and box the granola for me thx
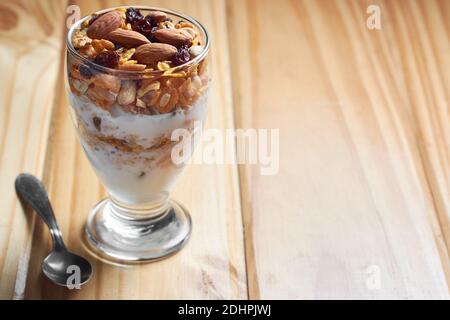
[68,7,210,115]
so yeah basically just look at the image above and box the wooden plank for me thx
[227,0,450,299]
[0,0,68,299]
[396,0,450,280]
[23,0,247,299]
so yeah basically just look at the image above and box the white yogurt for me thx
[68,91,209,206]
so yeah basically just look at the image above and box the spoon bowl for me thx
[43,250,92,287]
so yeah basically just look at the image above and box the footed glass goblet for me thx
[66,6,210,263]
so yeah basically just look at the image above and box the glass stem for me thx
[109,196,170,221]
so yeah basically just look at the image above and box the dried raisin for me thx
[132,17,153,38]
[172,45,190,66]
[93,51,119,68]
[125,7,143,24]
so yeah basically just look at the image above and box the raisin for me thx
[93,51,119,68]
[126,7,144,24]
[132,17,153,38]
[144,15,155,25]
[79,64,93,78]
[172,45,191,66]
[93,117,101,131]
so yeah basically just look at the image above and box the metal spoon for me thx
[15,173,92,287]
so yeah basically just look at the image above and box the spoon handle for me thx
[15,173,66,250]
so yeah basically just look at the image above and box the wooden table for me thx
[0,0,449,299]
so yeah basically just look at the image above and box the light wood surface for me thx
[228,0,450,299]
[0,0,449,299]
[0,0,68,299]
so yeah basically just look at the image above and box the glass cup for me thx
[65,7,211,263]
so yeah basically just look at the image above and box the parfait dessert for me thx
[66,7,210,262]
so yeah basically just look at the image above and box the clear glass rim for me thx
[66,6,210,75]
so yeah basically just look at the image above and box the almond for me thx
[117,81,136,106]
[87,87,117,111]
[155,88,178,113]
[91,73,121,93]
[87,11,122,39]
[134,43,177,65]
[146,11,167,24]
[153,29,194,46]
[106,29,150,48]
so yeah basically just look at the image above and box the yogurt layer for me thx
[68,90,209,205]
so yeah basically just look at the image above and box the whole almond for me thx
[117,81,137,106]
[153,29,194,46]
[106,29,150,48]
[87,11,122,39]
[87,87,117,111]
[134,43,177,65]
[146,11,167,23]
[91,73,121,93]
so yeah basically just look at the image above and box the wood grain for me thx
[397,0,450,279]
[1,0,449,299]
[0,0,68,299]
[227,0,450,299]
[23,0,247,299]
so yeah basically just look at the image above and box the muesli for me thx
[67,7,210,204]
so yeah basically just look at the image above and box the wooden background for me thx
[0,0,449,299]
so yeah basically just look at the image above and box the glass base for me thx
[84,198,192,264]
